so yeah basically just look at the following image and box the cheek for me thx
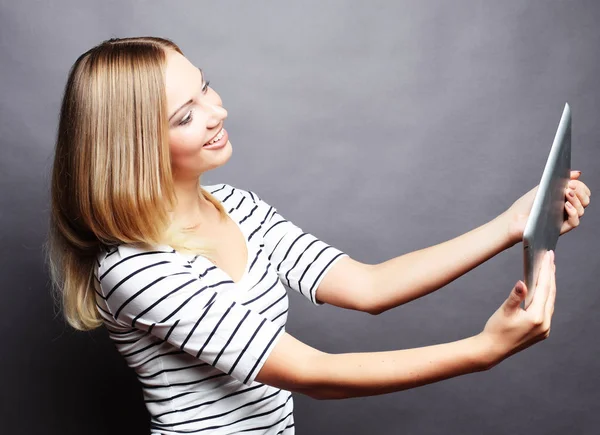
[169,125,206,156]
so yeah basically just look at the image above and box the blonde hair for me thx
[45,36,227,331]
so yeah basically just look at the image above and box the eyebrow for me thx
[168,67,206,122]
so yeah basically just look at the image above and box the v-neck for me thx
[165,195,251,285]
[215,206,251,284]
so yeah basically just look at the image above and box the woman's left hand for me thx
[503,170,591,244]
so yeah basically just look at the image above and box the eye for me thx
[202,79,210,94]
[179,109,194,126]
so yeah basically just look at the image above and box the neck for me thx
[169,175,211,229]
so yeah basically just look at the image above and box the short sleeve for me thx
[95,245,284,386]
[247,190,349,306]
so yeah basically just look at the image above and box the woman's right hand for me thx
[478,250,556,369]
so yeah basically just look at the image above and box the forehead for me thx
[164,50,202,112]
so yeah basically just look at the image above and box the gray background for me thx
[1,1,599,434]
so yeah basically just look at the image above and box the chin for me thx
[201,140,232,167]
[220,140,233,156]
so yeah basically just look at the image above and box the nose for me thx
[206,104,228,129]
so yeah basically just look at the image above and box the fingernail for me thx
[569,190,575,197]
[566,202,573,208]
[516,281,524,294]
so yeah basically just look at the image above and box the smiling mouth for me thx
[204,128,225,146]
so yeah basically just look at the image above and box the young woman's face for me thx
[165,50,231,180]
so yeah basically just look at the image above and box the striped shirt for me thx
[94,183,348,434]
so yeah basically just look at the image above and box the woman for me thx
[46,36,591,434]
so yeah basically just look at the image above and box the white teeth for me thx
[206,129,224,145]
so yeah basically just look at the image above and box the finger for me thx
[569,181,591,207]
[570,179,591,197]
[527,250,553,316]
[545,256,557,320]
[568,180,588,197]
[564,201,580,229]
[561,200,580,234]
[581,182,591,197]
[505,280,527,313]
[566,187,585,216]
[574,190,591,208]
[570,170,582,180]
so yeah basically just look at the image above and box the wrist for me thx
[472,332,506,371]
[497,211,522,248]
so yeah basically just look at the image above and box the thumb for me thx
[505,280,527,311]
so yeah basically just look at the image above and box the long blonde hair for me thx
[45,37,227,331]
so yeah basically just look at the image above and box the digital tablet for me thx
[522,103,571,309]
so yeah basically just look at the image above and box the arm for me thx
[319,172,590,315]
[260,254,557,400]
[256,330,492,400]
[367,213,515,315]
[248,185,512,314]
[364,173,590,315]
[313,170,592,315]
[316,213,515,315]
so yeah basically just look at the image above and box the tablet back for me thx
[523,103,571,309]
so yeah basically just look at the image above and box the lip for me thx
[202,128,228,149]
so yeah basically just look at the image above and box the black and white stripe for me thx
[95,183,348,435]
